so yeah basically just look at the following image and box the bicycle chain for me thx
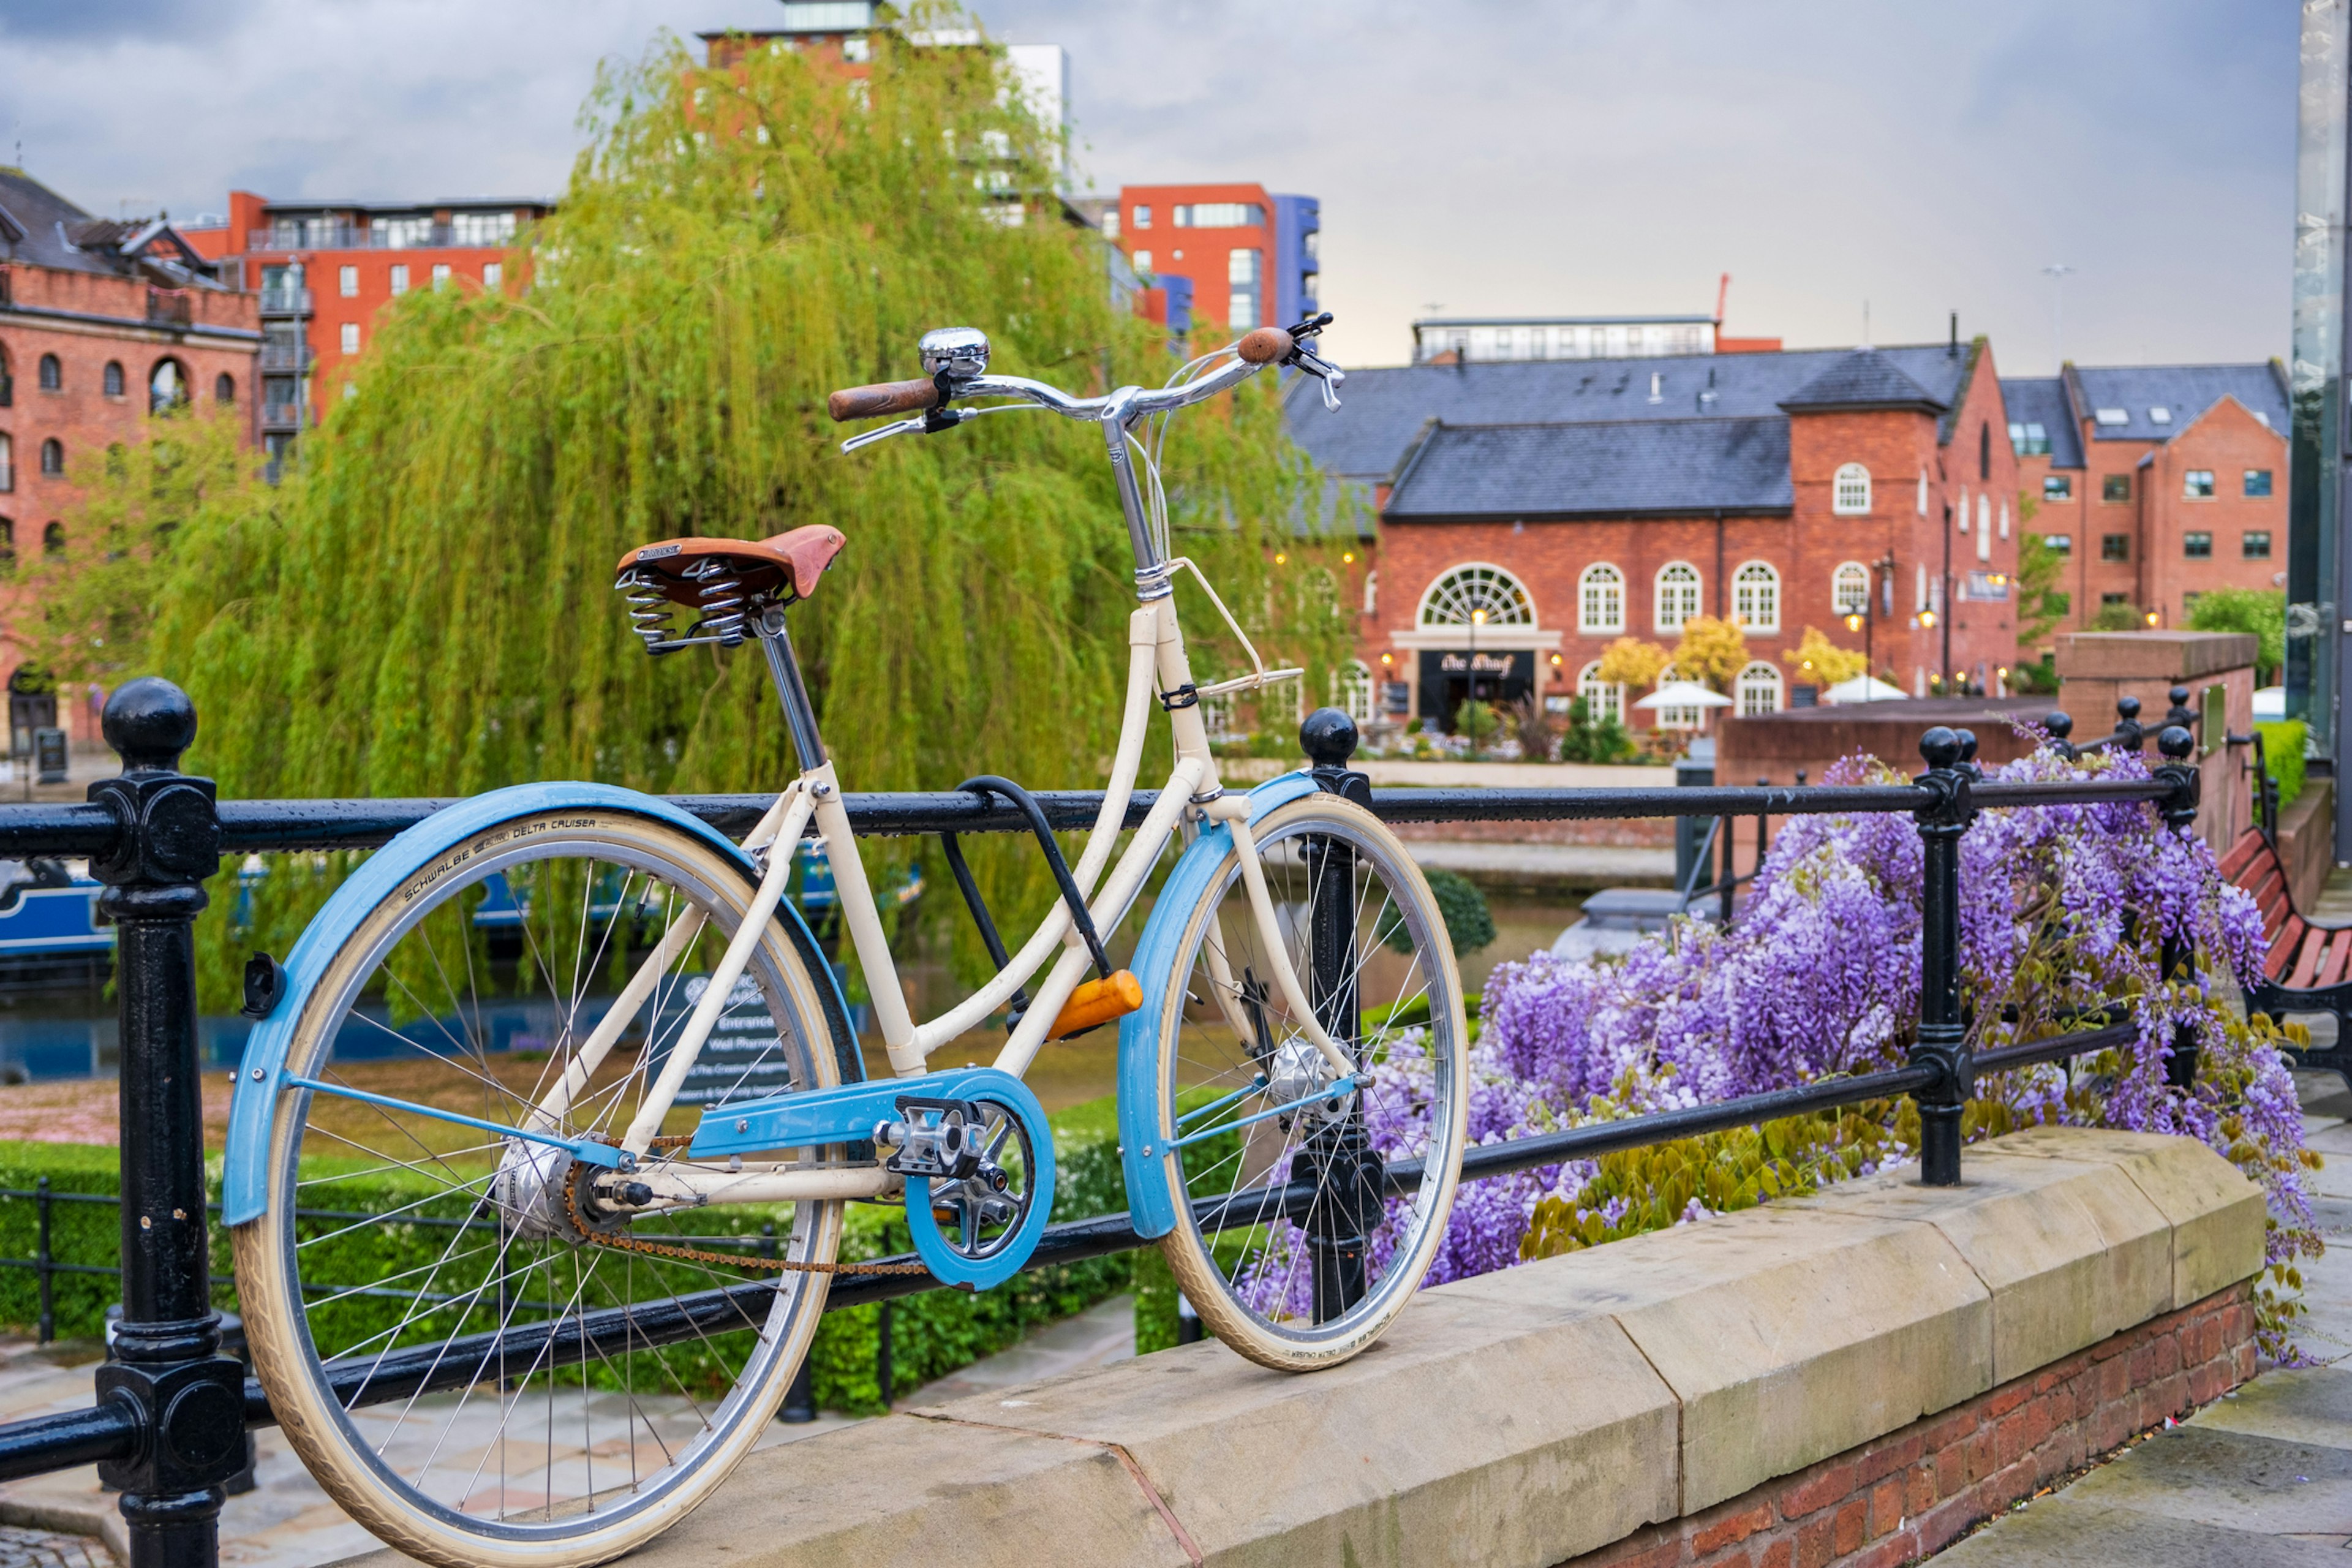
[563,1136,933,1277]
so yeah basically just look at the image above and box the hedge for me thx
[0,1090,1139,1416]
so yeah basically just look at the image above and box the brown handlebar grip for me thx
[827,378,941,423]
[1237,328,1295,365]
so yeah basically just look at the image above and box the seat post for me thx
[756,608,829,771]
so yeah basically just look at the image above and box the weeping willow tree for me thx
[28,18,1352,1008]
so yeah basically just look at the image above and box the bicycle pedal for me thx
[1050,970,1141,1040]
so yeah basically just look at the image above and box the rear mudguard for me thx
[219,783,856,1227]
[1116,770,1322,1240]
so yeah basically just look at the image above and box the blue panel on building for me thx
[1271,194,1319,330]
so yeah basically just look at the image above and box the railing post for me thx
[36,1177,53,1346]
[2154,725,2203,1089]
[2114,695,2144,753]
[2045,710,2076,762]
[875,1300,893,1410]
[1297,707,1381,1323]
[1910,727,1976,1186]
[85,678,239,1568]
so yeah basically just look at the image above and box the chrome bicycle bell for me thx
[919,326,990,382]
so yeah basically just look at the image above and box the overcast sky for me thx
[0,0,2297,375]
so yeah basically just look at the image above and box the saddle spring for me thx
[618,557,752,656]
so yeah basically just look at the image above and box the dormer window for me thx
[2095,408,2128,426]
[2149,407,2171,425]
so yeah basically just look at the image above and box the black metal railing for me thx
[0,678,2204,1568]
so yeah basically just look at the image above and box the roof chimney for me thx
[1948,311,1958,357]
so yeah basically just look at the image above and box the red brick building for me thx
[1284,337,2022,735]
[2001,365,2287,642]
[184,191,553,469]
[0,168,259,746]
[1107,183,1318,334]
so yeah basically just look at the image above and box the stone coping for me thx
[337,1127,2264,1568]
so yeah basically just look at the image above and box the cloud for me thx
[0,0,2296,371]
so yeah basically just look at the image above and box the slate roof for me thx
[1284,342,1975,481]
[2067,363,2289,445]
[0,167,224,288]
[1997,377,2084,467]
[1776,347,1948,413]
[1382,418,1792,521]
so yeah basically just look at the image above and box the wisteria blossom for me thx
[1248,734,2320,1349]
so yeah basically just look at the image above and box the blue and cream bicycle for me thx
[224,317,1468,1568]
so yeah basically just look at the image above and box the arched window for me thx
[1362,569,1378,617]
[42,523,64,556]
[1979,422,1991,481]
[37,355,60,392]
[148,358,188,414]
[1832,462,1871,515]
[1333,659,1375,723]
[1833,561,1871,616]
[38,440,62,477]
[1977,494,1992,562]
[1576,660,1624,726]
[214,372,235,405]
[1654,561,1702,633]
[0,434,11,495]
[1732,561,1780,633]
[1417,563,1535,628]
[102,361,124,398]
[1578,563,1624,634]
[1916,467,1928,516]
[1736,661,1784,717]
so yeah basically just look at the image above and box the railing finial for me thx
[102,677,197,776]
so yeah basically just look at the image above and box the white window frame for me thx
[483,262,503,290]
[1333,660,1375,724]
[0,432,11,495]
[1731,560,1781,633]
[1575,661,1624,726]
[1417,562,1536,628]
[1654,560,1702,633]
[1653,663,1703,729]
[1578,562,1625,635]
[1736,661,1784,717]
[1833,560,1871,616]
[389,264,410,297]
[338,265,358,298]
[1832,462,1871,515]
[340,322,361,355]
[1976,495,1992,562]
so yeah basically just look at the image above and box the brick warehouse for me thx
[0,168,258,748]
[2000,363,2288,641]
[1285,334,2021,734]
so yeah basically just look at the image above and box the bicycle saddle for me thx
[615,524,846,608]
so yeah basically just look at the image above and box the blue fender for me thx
[1115,769,1324,1240]
[221,783,853,1227]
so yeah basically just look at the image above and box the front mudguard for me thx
[1115,769,1322,1240]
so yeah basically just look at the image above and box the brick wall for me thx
[1569,1281,2255,1568]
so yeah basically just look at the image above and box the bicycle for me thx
[222,314,1469,1568]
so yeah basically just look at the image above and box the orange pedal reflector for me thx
[1050,970,1143,1040]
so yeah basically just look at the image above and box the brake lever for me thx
[1291,345,1344,411]
[839,406,976,454]
[840,416,925,454]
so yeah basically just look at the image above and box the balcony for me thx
[260,401,310,432]
[258,285,313,317]
[258,343,314,374]
[146,289,193,328]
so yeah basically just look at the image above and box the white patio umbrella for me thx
[1634,680,1734,710]
[1823,674,1907,704]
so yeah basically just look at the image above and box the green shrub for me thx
[2258,719,2307,813]
[0,1093,1138,1415]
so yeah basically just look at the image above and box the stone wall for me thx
[376,1128,2266,1568]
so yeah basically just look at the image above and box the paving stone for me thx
[1931,1494,2348,1566]
[0,1526,110,1568]
[2192,1365,2352,1447]
[2055,1423,2352,1536]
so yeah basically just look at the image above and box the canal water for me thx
[0,894,1589,1106]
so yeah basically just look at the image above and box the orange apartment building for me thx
[0,168,260,748]
[1284,334,2024,734]
[2002,364,2288,644]
[1106,183,1318,335]
[185,192,553,468]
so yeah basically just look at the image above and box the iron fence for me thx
[0,676,2214,1568]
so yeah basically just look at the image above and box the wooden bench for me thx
[2226,825,2352,1088]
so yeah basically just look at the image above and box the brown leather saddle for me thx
[614,525,845,652]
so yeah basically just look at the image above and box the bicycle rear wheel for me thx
[234,806,853,1568]
[1145,793,1468,1371]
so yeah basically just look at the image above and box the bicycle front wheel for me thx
[1147,793,1468,1371]
[234,805,853,1568]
